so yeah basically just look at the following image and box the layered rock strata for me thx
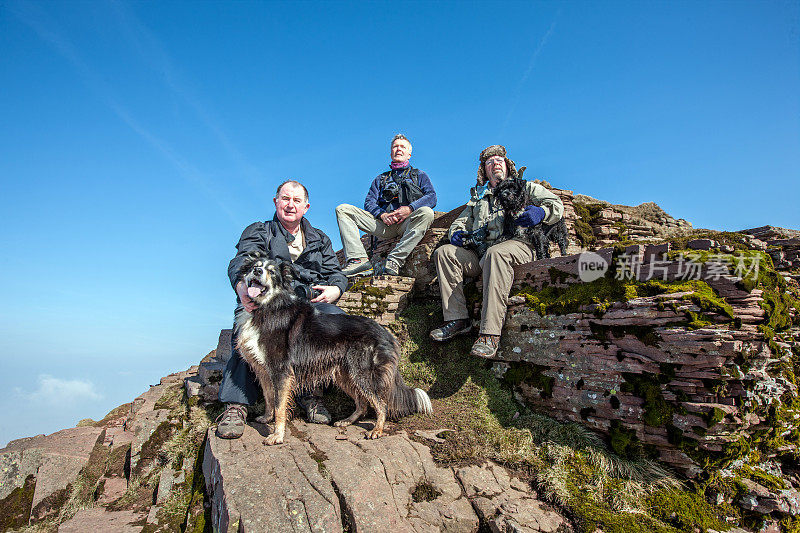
[0,370,198,531]
[573,196,693,247]
[740,226,800,281]
[336,275,415,325]
[485,248,798,515]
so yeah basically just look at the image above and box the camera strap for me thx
[379,167,422,207]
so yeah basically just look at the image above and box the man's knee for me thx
[335,203,356,220]
[481,244,516,271]
[433,244,457,265]
[411,206,434,224]
[483,244,504,261]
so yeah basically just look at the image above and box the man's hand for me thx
[451,230,467,247]
[380,212,398,225]
[310,285,342,304]
[390,205,412,223]
[235,281,258,313]
[515,205,546,227]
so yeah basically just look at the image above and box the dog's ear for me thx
[239,253,259,276]
[279,262,298,287]
[243,250,266,264]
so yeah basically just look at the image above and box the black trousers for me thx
[217,302,345,405]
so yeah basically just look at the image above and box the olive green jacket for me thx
[447,180,564,253]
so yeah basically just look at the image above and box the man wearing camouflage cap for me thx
[429,145,564,358]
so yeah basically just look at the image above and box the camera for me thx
[460,226,489,256]
[293,282,322,301]
[381,181,400,202]
[461,227,486,248]
[461,232,477,247]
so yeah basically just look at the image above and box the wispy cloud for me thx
[501,13,560,136]
[7,1,241,224]
[15,374,102,405]
[109,1,263,188]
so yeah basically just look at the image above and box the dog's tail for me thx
[389,372,433,417]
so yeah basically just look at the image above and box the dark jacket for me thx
[363,166,437,217]
[228,216,348,297]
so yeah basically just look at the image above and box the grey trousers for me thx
[433,240,533,335]
[218,302,345,405]
[336,204,434,265]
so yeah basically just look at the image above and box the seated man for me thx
[216,179,348,439]
[429,145,564,358]
[336,134,437,276]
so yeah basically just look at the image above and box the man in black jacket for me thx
[217,180,348,439]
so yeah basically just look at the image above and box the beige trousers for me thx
[433,240,533,335]
[336,204,434,265]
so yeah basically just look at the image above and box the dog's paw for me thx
[365,429,383,440]
[264,432,284,445]
[333,419,352,427]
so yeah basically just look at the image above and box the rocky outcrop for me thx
[0,426,104,524]
[481,242,800,525]
[0,369,203,532]
[573,195,693,247]
[202,418,568,533]
[337,275,416,325]
[6,184,799,532]
[740,226,800,281]
[455,462,568,533]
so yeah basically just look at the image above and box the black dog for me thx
[493,176,570,260]
[234,254,432,444]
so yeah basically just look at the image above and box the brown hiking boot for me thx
[429,319,472,342]
[296,393,332,424]
[376,258,401,276]
[215,403,248,439]
[470,334,501,358]
[342,258,374,277]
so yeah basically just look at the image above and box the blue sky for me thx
[0,0,797,447]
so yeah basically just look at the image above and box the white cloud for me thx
[16,374,102,405]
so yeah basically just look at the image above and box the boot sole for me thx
[343,265,374,277]
[429,326,473,342]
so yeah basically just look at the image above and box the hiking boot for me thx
[429,319,472,342]
[296,393,332,424]
[470,334,501,358]
[216,403,248,439]
[342,258,373,277]
[376,259,401,276]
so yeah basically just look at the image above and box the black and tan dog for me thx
[493,176,570,260]
[234,254,432,444]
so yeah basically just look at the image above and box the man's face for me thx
[273,183,310,227]
[390,139,412,164]
[484,156,507,186]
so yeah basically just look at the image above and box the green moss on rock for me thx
[0,474,35,531]
[132,420,179,478]
[704,407,726,429]
[621,372,674,427]
[503,361,554,398]
[609,420,641,457]
[645,488,730,532]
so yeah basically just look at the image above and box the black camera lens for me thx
[294,284,313,300]
[382,182,400,202]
